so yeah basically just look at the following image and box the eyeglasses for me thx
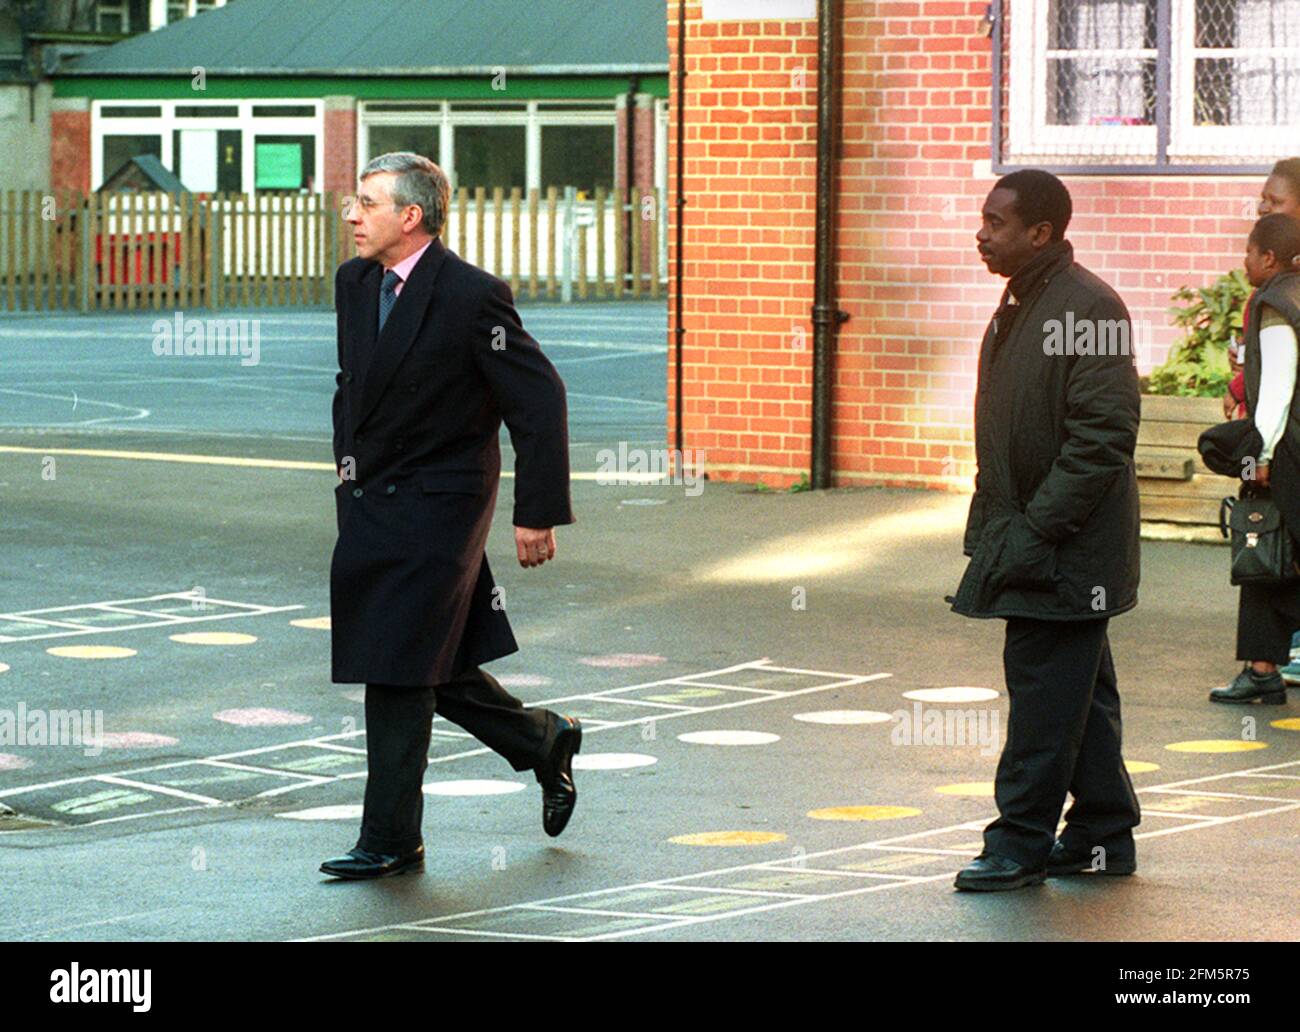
[340,195,382,218]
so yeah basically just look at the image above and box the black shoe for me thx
[953,853,1046,892]
[1046,839,1136,877]
[1210,666,1287,705]
[319,845,424,880]
[535,715,581,837]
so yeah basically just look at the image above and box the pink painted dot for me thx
[578,653,667,669]
[96,732,179,749]
[213,708,313,727]
[0,753,32,771]
[496,673,554,687]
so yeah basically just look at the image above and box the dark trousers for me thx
[1236,581,1300,664]
[358,666,554,854]
[983,617,1141,868]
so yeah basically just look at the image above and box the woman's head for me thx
[1245,213,1300,287]
[1259,159,1300,218]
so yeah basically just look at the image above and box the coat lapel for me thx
[354,238,449,430]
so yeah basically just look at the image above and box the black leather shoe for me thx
[953,853,1046,892]
[535,715,581,837]
[1046,839,1136,877]
[319,845,424,880]
[1210,666,1286,705]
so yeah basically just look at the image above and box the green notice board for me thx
[255,142,302,188]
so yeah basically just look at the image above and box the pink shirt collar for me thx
[384,239,432,297]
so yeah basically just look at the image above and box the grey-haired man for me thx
[320,153,581,879]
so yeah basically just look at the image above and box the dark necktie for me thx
[377,269,402,336]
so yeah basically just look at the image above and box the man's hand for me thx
[515,526,557,568]
[1257,462,1271,488]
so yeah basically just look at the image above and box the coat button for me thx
[352,487,364,498]
[407,384,417,393]
[344,371,354,383]
[385,484,396,495]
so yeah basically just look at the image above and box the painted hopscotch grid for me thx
[0,591,303,643]
[0,659,891,830]
[296,759,1300,943]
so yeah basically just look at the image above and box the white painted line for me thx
[593,696,698,712]
[648,883,814,900]
[199,760,331,784]
[1143,787,1300,804]
[519,904,690,921]
[646,680,784,696]
[759,865,918,882]
[94,776,223,806]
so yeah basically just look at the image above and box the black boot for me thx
[1209,666,1287,705]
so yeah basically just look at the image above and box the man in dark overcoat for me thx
[320,152,580,880]
[950,169,1142,891]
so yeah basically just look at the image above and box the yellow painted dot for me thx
[291,617,331,630]
[807,805,922,821]
[46,645,137,659]
[1271,718,1300,732]
[669,831,787,847]
[935,782,995,797]
[1125,760,1160,773]
[169,631,258,646]
[1165,740,1269,754]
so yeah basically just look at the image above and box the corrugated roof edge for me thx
[55,64,669,77]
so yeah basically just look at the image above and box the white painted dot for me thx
[620,498,668,506]
[578,653,667,668]
[213,708,313,727]
[0,753,32,771]
[793,709,894,725]
[275,804,364,821]
[572,752,658,771]
[95,732,179,749]
[422,779,527,797]
[677,730,781,746]
[902,687,1000,703]
[0,663,9,674]
[291,617,331,630]
[341,689,365,703]
[496,673,554,688]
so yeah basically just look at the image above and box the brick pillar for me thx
[667,0,819,486]
[323,95,357,196]
[51,100,90,194]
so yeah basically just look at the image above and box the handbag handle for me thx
[1220,496,1234,539]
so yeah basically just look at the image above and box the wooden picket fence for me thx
[0,187,666,312]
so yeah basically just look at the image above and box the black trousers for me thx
[1236,581,1300,664]
[357,666,554,854]
[982,617,1141,868]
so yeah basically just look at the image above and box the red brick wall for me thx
[668,0,1261,490]
[323,105,357,195]
[51,110,90,193]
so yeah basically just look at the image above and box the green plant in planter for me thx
[1146,268,1251,398]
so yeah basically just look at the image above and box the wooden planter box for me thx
[1136,394,1228,526]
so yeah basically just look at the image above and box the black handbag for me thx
[1219,491,1300,585]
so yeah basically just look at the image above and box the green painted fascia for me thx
[53,74,669,100]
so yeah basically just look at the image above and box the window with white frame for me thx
[91,99,323,193]
[1001,0,1300,168]
[358,100,618,197]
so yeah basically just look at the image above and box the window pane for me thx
[102,135,161,180]
[1194,0,1300,126]
[1049,0,1156,49]
[176,105,238,118]
[254,135,315,191]
[540,125,615,193]
[452,125,525,191]
[1048,56,1156,124]
[1046,0,1157,125]
[367,125,440,163]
